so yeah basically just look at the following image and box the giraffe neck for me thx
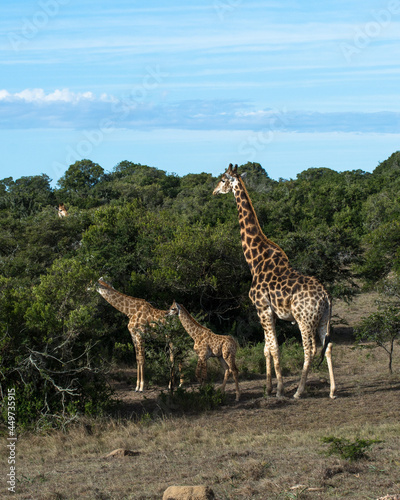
[97,283,144,317]
[151,307,168,323]
[177,304,203,341]
[233,178,289,275]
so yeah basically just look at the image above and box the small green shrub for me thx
[236,339,305,378]
[142,318,194,391]
[280,337,305,376]
[236,342,265,376]
[112,341,135,365]
[355,304,400,373]
[158,384,226,413]
[321,435,382,462]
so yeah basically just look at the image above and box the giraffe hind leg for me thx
[325,342,336,399]
[221,344,241,401]
[293,326,314,399]
[226,356,241,402]
[318,315,336,399]
[219,357,230,393]
[293,344,312,399]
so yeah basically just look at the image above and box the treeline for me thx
[1,152,400,425]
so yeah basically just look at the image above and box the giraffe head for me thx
[212,163,241,195]
[95,277,116,295]
[97,277,111,289]
[166,300,180,317]
[58,203,68,217]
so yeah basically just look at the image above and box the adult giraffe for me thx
[96,278,182,392]
[213,164,336,399]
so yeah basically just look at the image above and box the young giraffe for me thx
[213,164,335,399]
[96,278,180,392]
[167,300,241,401]
[58,203,68,218]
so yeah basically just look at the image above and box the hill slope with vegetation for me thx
[1,152,400,426]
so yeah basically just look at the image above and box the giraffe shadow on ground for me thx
[107,373,400,424]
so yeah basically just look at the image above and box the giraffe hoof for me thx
[293,392,301,399]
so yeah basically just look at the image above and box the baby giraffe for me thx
[167,300,241,401]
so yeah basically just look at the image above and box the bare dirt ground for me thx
[2,295,400,499]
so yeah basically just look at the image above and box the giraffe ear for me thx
[225,173,234,181]
[241,172,247,179]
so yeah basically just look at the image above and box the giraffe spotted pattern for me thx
[213,164,336,399]
[96,279,179,392]
[167,300,241,401]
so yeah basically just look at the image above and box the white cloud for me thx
[0,88,113,104]
[0,88,399,134]
[0,90,11,100]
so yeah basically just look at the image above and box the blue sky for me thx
[1,0,399,186]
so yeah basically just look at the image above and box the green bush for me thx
[280,337,306,376]
[0,260,114,430]
[236,342,266,376]
[158,384,226,413]
[141,318,194,391]
[236,338,305,378]
[321,436,382,462]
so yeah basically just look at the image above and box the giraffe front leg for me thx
[168,342,176,391]
[195,358,207,385]
[137,360,145,392]
[135,338,146,392]
[264,343,273,396]
[167,348,184,390]
[178,362,184,388]
[270,344,284,398]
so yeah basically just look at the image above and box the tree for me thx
[355,277,400,373]
[358,220,400,283]
[149,220,251,331]
[81,201,143,288]
[56,159,104,208]
[3,174,55,217]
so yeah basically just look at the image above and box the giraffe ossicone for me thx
[213,164,336,399]
[167,300,241,401]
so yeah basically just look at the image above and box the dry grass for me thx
[2,293,400,499]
